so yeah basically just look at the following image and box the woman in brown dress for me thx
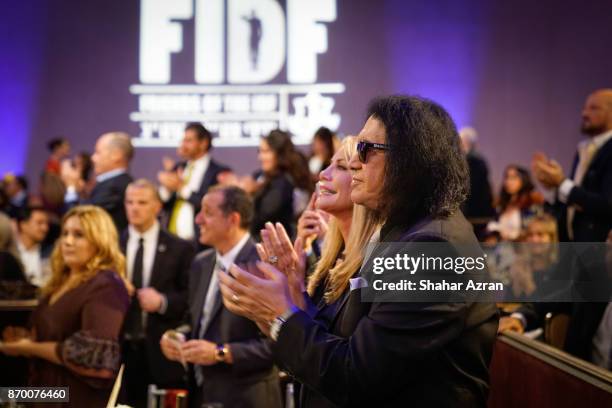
[0,205,130,407]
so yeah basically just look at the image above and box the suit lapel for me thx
[198,160,218,195]
[206,238,256,332]
[148,229,168,288]
[586,137,612,175]
[119,229,128,253]
[328,288,352,328]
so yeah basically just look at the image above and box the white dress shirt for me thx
[558,130,612,240]
[16,239,49,287]
[195,233,250,385]
[126,221,160,288]
[160,154,210,240]
[198,233,251,337]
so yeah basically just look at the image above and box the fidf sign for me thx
[130,0,345,147]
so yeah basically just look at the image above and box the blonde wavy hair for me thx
[307,136,380,303]
[41,205,126,297]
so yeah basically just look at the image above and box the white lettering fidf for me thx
[139,0,337,84]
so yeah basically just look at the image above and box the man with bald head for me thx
[533,89,612,242]
[64,132,134,230]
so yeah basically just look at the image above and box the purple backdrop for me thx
[2,0,612,194]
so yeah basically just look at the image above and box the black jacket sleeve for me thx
[273,301,468,407]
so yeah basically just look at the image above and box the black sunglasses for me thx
[356,141,391,163]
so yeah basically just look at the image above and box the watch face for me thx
[216,345,226,362]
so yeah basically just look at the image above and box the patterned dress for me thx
[29,270,129,408]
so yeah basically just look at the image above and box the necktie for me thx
[169,162,194,234]
[133,238,144,289]
[126,238,144,339]
[195,260,225,385]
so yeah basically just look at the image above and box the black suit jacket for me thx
[552,137,612,242]
[67,172,133,231]
[251,172,295,238]
[186,237,281,408]
[274,212,499,408]
[120,228,195,385]
[162,159,229,241]
[462,150,495,220]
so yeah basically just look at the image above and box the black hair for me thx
[16,205,46,225]
[367,95,468,225]
[76,152,93,181]
[498,165,536,212]
[263,130,314,192]
[185,122,213,151]
[15,176,28,192]
[47,137,67,153]
[208,185,254,230]
[312,127,335,168]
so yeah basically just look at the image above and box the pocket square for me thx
[349,277,368,291]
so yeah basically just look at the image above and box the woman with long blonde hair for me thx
[256,136,379,315]
[0,205,130,408]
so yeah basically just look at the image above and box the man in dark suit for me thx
[15,205,52,287]
[119,179,195,408]
[63,131,134,231]
[532,88,612,242]
[158,123,230,243]
[219,96,499,407]
[459,127,496,239]
[160,185,281,408]
[3,174,29,219]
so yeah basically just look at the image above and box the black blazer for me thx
[552,137,612,242]
[251,172,295,238]
[273,212,499,408]
[162,159,229,241]
[187,237,281,408]
[462,150,495,220]
[68,172,133,232]
[120,228,195,385]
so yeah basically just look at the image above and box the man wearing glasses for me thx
[218,95,499,407]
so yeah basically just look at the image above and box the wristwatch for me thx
[215,344,229,363]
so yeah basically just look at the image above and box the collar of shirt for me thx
[578,129,612,151]
[216,233,250,270]
[188,153,210,172]
[11,190,27,206]
[128,220,160,244]
[16,238,41,255]
[96,168,127,183]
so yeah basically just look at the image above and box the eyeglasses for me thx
[356,141,391,163]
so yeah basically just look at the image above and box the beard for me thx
[580,120,605,136]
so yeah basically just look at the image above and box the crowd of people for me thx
[0,89,610,407]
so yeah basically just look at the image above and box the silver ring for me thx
[231,293,240,303]
[268,255,279,264]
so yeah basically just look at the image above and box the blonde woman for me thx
[510,213,560,299]
[249,136,378,321]
[0,205,129,408]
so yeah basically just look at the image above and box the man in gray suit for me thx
[160,185,281,408]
